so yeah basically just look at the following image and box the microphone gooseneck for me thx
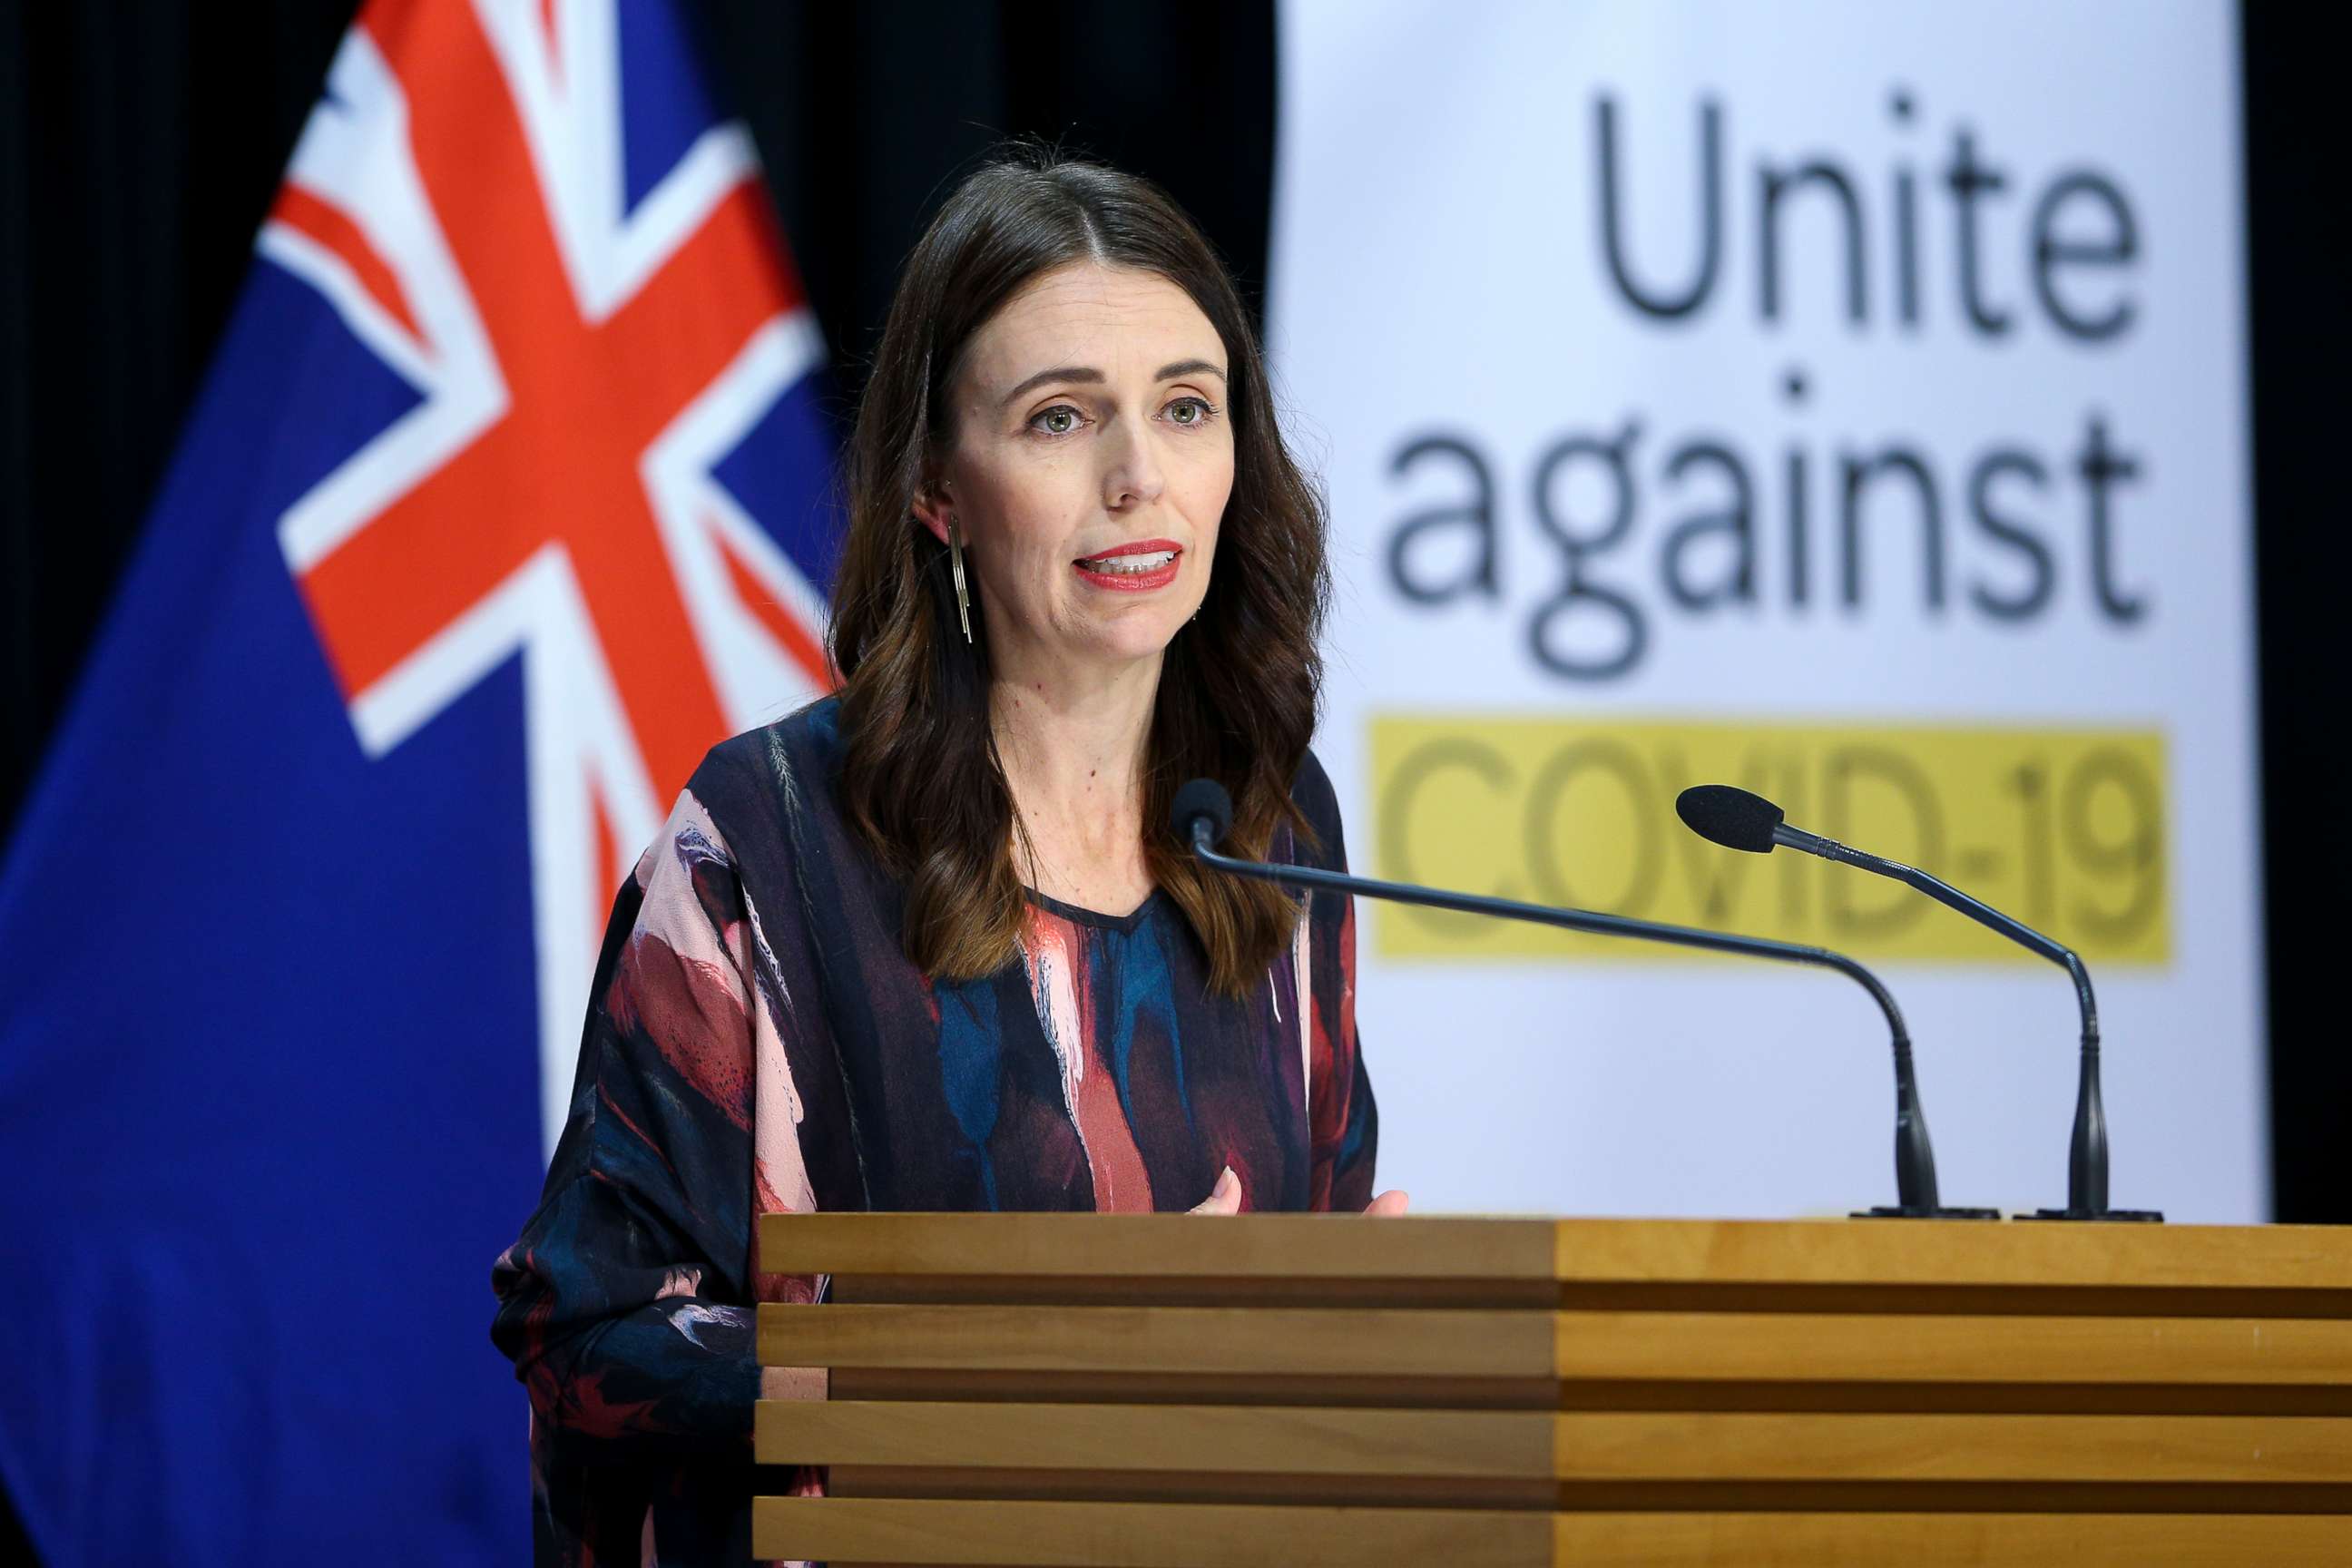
[1173,782,1978,1219]
[1674,783,2157,1222]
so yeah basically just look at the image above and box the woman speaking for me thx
[491,147,1402,1563]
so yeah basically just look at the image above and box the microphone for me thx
[1674,783,2160,1222]
[1171,779,1992,1220]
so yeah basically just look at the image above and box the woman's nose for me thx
[1100,415,1167,511]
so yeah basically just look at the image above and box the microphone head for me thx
[1171,778,1235,848]
[1675,784,1786,854]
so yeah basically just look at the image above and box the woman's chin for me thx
[995,593,1199,676]
[1056,614,1190,672]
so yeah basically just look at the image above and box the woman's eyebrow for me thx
[1155,358,1227,385]
[1000,365,1101,407]
[997,358,1229,408]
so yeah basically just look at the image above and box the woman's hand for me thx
[1189,1166,1243,1214]
[1186,1166,1411,1216]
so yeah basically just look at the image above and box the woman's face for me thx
[922,262,1234,680]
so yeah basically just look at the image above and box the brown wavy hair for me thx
[826,146,1328,997]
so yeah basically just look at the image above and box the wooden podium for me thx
[752,1215,2352,1565]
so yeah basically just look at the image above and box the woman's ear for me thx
[910,480,954,547]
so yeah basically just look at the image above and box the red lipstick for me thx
[1072,538,1182,593]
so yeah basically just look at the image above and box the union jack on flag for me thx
[0,0,835,1560]
[270,0,836,1155]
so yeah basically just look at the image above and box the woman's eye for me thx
[1167,397,1218,427]
[1033,406,1083,436]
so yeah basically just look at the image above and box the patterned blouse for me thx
[489,697,1379,1564]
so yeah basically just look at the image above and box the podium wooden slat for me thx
[760,1302,2352,1387]
[757,1403,2352,1486]
[761,1303,1552,1377]
[751,1497,2352,1567]
[760,1212,2352,1301]
[766,1212,1560,1284]
[752,1496,1553,1567]
[757,1401,1555,1476]
[750,1216,2352,1564]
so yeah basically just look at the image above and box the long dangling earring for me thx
[948,516,973,643]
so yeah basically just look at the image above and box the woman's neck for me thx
[989,653,1161,898]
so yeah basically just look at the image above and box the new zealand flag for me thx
[0,0,835,1560]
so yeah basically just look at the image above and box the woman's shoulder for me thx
[1283,745,1349,870]
[681,695,848,834]
[1288,746,1339,824]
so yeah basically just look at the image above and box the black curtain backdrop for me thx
[2241,4,2348,1232]
[0,2,2337,1554]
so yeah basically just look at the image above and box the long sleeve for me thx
[1310,890,1380,1212]
[490,786,822,1562]
[1296,752,1380,1212]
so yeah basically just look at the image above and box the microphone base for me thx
[1854,1205,2003,1220]
[2021,1207,2165,1222]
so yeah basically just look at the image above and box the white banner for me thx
[1270,0,2263,1220]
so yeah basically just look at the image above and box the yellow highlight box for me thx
[1367,716,2169,965]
